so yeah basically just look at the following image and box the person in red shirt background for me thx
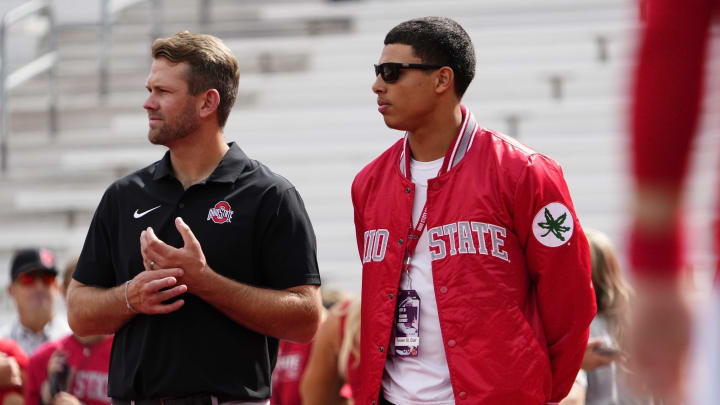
[629,0,718,403]
[271,289,347,405]
[24,258,113,405]
[271,340,313,405]
[299,298,362,405]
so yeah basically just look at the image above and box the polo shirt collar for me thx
[152,150,174,180]
[208,142,251,183]
[151,142,250,183]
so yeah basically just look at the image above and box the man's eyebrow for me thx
[146,84,172,92]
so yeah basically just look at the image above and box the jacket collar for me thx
[399,105,479,177]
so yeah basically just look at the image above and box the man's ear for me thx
[198,89,220,119]
[7,283,15,298]
[434,67,455,95]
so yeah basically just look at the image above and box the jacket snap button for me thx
[379,346,384,352]
[398,239,404,245]
[440,286,448,294]
[405,187,411,193]
[448,339,456,347]
[459,392,467,399]
[389,293,393,300]
[371,401,376,405]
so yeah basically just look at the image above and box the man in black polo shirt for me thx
[65,31,323,405]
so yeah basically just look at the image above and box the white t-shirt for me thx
[382,157,455,405]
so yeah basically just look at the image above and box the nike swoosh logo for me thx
[133,205,161,219]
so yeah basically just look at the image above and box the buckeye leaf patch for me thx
[532,202,574,247]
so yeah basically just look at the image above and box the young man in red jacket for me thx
[351,17,596,405]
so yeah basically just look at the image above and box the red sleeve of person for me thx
[630,0,716,278]
[0,338,29,403]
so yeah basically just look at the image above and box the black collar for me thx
[151,142,251,183]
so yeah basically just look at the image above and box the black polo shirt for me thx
[73,142,321,400]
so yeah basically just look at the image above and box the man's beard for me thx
[148,100,200,145]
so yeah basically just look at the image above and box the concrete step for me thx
[5,85,258,132]
[55,16,353,45]
[7,105,133,133]
[0,162,119,190]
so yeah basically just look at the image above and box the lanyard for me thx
[401,138,458,276]
[399,105,478,277]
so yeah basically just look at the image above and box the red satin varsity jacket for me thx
[351,108,596,404]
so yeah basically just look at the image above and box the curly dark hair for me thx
[385,17,476,99]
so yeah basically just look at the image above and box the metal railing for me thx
[1,0,218,172]
[0,0,57,173]
[98,0,214,99]
[99,0,138,98]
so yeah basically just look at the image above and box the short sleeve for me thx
[73,187,117,288]
[259,187,320,290]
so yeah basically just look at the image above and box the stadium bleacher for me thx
[1,0,717,321]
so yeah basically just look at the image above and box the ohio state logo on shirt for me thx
[207,201,234,224]
[532,202,574,247]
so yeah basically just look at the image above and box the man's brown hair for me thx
[151,31,240,127]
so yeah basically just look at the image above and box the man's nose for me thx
[372,74,386,94]
[143,94,157,111]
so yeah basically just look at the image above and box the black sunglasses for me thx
[374,62,444,83]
